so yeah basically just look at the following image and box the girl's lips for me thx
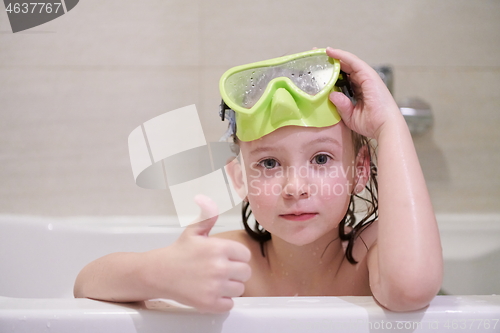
[279,213,318,221]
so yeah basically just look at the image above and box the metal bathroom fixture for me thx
[373,66,433,135]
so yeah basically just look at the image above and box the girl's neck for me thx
[265,228,345,289]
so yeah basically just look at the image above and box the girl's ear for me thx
[225,154,248,200]
[353,145,371,194]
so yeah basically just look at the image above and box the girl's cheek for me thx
[310,161,356,197]
[309,174,353,200]
[247,176,283,199]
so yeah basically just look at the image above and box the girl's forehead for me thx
[240,122,351,149]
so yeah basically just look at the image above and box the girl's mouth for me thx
[279,213,318,221]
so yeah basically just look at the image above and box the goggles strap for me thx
[336,70,355,102]
[219,99,236,141]
[219,99,231,121]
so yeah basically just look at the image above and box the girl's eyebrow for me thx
[308,136,342,147]
[249,136,341,155]
[249,146,276,155]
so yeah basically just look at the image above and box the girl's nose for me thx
[282,171,310,199]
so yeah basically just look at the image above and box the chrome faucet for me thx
[373,66,433,135]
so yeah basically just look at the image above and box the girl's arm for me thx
[74,250,164,302]
[74,195,251,313]
[327,47,443,311]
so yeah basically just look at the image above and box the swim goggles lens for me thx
[219,49,347,142]
[224,53,336,109]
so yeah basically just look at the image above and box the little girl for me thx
[74,47,443,313]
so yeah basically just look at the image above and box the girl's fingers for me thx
[228,261,252,282]
[330,91,354,119]
[326,47,355,73]
[194,194,219,221]
[326,47,365,75]
[221,280,246,298]
[210,297,234,313]
[225,241,252,262]
[183,194,219,236]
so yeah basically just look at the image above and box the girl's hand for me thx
[143,195,252,313]
[327,47,403,140]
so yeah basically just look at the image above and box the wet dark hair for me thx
[236,131,378,265]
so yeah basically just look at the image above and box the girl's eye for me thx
[260,158,279,169]
[313,154,330,165]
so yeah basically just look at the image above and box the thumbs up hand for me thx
[143,194,252,313]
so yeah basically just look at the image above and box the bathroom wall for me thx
[1,0,499,217]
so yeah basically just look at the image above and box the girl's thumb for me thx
[329,91,353,118]
[187,194,219,236]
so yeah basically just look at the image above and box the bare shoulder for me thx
[211,229,261,252]
[211,229,245,240]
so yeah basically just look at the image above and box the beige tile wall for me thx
[1,0,499,217]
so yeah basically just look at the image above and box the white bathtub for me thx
[1,214,500,333]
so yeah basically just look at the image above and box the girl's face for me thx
[238,122,360,246]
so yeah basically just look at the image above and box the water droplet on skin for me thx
[47,223,53,231]
[46,322,51,328]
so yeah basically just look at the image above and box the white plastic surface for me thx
[1,214,500,332]
[1,296,500,333]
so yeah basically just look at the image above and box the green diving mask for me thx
[219,48,353,142]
